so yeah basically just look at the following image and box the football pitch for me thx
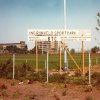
[0,53,100,70]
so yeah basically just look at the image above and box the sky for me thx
[0,0,100,51]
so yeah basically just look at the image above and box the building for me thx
[37,41,59,54]
[0,41,27,54]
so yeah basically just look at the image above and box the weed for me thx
[0,90,8,97]
[0,84,7,90]
[12,90,22,98]
[29,94,37,99]
[62,90,67,96]
[86,96,93,100]
[54,94,60,100]
[84,86,92,92]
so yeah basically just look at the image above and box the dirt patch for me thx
[0,78,100,100]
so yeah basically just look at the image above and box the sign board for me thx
[28,29,91,42]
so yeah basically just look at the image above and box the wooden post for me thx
[82,34,85,76]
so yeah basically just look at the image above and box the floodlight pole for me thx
[59,42,62,74]
[63,0,68,71]
[64,0,67,29]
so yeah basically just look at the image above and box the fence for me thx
[0,53,100,71]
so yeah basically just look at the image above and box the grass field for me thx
[0,53,100,70]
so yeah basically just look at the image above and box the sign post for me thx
[59,42,62,74]
[82,34,85,76]
[28,29,91,74]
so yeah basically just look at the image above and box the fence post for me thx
[89,52,91,85]
[46,50,49,83]
[13,54,15,79]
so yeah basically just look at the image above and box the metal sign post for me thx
[28,29,91,74]
[59,42,62,74]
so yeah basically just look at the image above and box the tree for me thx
[5,45,28,54]
[91,46,100,53]
[70,48,75,53]
[96,12,100,31]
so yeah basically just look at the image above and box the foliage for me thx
[70,48,75,54]
[84,86,92,92]
[29,46,46,54]
[49,73,68,83]
[0,59,13,79]
[91,72,100,86]
[91,46,100,53]
[5,45,27,54]
[96,12,100,31]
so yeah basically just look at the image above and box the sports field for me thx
[0,53,100,70]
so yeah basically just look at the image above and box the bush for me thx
[73,77,88,85]
[0,59,13,79]
[15,62,34,80]
[84,86,92,92]
[91,72,100,86]
[49,73,68,83]
[31,71,46,82]
[49,74,62,83]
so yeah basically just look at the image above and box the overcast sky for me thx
[0,0,100,50]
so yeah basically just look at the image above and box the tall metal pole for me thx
[13,54,15,79]
[64,0,68,71]
[36,40,38,72]
[59,42,62,74]
[64,48,67,71]
[64,0,67,29]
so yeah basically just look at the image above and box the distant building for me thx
[37,41,59,54]
[0,41,27,54]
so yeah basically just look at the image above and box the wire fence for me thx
[0,53,100,71]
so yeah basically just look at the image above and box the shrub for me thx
[73,77,88,85]
[84,86,92,92]
[0,84,7,90]
[0,59,13,79]
[49,73,68,83]
[49,74,63,83]
[91,72,100,86]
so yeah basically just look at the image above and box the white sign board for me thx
[28,29,91,42]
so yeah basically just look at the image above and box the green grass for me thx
[0,53,100,70]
